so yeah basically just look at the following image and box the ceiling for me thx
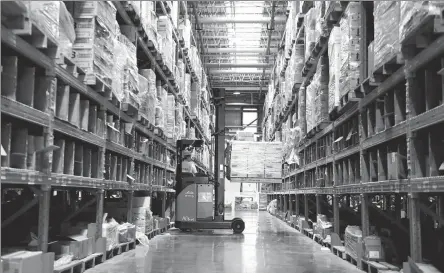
[189,1,288,103]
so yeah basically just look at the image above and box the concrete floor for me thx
[85,211,363,273]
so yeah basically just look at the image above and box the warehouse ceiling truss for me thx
[189,1,289,99]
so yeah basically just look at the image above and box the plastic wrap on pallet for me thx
[26,1,60,44]
[304,8,316,63]
[374,1,401,71]
[116,34,140,105]
[155,104,164,129]
[314,1,328,40]
[293,43,305,85]
[345,225,363,259]
[190,82,200,118]
[305,81,315,133]
[139,69,156,124]
[178,18,191,49]
[339,2,362,98]
[328,26,341,113]
[140,1,157,47]
[315,214,333,239]
[166,95,176,139]
[185,73,191,105]
[399,1,444,43]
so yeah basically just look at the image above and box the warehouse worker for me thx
[182,150,197,176]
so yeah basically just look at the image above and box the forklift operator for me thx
[181,150,197,176]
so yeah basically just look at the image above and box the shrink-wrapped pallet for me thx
[328,26,341,113]
[304,8,316,62]
[345,225,363,259]
[114,34,140,104]
[305,80,316,133]
[184,73,191,105]
[27,2,76,57]
[140,1,157,48]
[400,1,444,44]
[166,95,176,139]
[339,2,362,98]
[178,18,191,49]
[139,69,156,124]
[72,1,117,87]
[190,82,200,118]
[374,1,401,71]
[293,43,305,86]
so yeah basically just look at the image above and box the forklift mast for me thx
[213,88,225,220]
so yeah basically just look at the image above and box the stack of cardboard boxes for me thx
[71,2,118,88]
[157,16,174,72]
[139,69,157,125]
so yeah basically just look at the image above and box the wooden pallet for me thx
[400,7,444,48]
[361,259,400,273]
[332,246,346,259]
[2,3,58,58]
[307,121,330,138]
[121,92,140,117]
[335,89,361,117]
[56,54,86,81]
[345,252,359,267]
[106,240,136,260]
[373,54,404,78]
[53,253,103,273]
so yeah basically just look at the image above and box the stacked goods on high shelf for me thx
[157,16,175,72]
[70,1,117,87]
[25,1,76,59]
[339,2,362,100]
[306,56,328,134]
[139,69,157,125]
[328,26,341,114]
[230,141,283,183]
[373,2,401,72]
[114,33,140,109]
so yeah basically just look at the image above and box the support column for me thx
[316,194,322,216]
[161,192,167,218]
[295,194,300,216]
[361,194,370,238]
[284,194,288,214]
[409,193,422,262]
[439,194,444,227]
[95,189,105,240]
[333,195,340,234]
[127,191,134,223]
[304,195,309,221]
[38,185,51,253]
[289,194,294,216]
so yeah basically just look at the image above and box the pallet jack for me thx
[174,89,245,234]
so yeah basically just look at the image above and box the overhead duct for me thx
[205,63,271,68]
[198,16,287,24]
[206,48,278,54]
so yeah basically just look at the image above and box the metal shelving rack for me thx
[264,1,444,270]
[0,0,212,266]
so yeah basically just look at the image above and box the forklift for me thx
[174,89,245,234]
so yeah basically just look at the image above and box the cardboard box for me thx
[2,251,43,273]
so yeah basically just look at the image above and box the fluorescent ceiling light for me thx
[233,92,241,95]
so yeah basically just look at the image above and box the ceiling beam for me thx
[201,35,281,39]
[209,70,271,75]
[219,87,261,91]
[205,63,271,68]
[205,48,278,53]
[198,16,287,24]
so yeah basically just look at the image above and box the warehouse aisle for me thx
[85,211,363,273]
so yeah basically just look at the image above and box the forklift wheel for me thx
[231,219,245,234]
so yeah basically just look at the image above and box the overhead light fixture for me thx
[233,92,241,95]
